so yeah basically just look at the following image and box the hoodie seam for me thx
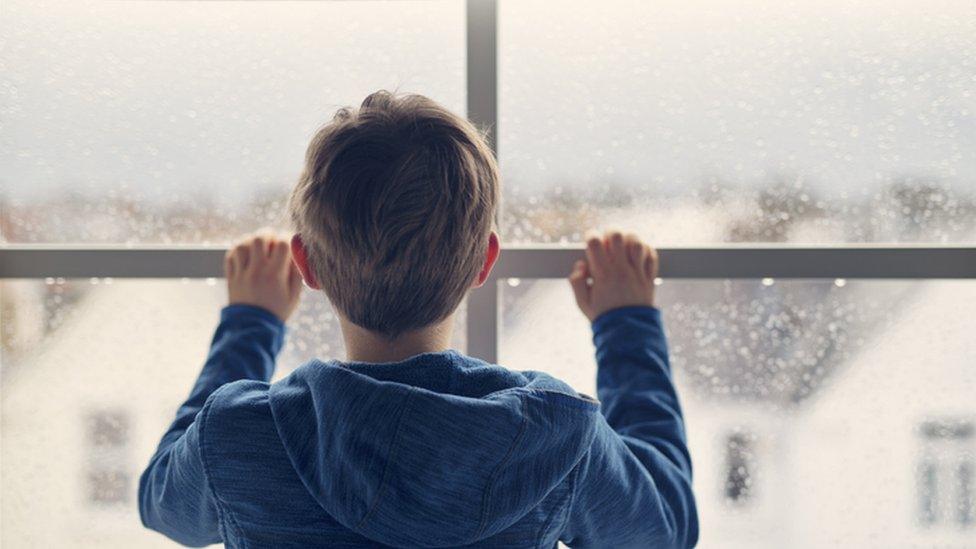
[485,387,600,412]
[198,389,249,549]
[527,389,601,410]
[474,392,529,540]
[544,454,585,547]
[535,475,576,549]
[355,386,417,531]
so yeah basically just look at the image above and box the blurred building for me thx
[1,280,225,547]
[503,276,975,548]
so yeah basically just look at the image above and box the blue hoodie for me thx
[139,304,698,548]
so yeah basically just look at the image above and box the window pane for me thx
[0,279,465,546]
[500,278,976,546]
[0,0,464,243]
[500,0,976,243]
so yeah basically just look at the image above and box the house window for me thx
[958,459,974,528]
[918,460,938,526]
[724,431,756,505]
[88,409,130,448]
[88,469,130,505]
[84,409,131,506]
[917,419,975,529]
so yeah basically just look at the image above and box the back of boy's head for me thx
[289,90,499,339]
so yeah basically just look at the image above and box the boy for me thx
[139,91,698,548]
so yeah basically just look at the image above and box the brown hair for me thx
[289,91,499,339]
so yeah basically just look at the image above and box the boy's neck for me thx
[338,314,456,364]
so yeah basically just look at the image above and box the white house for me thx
[1,279,225,547]
[789,280,976,548]
[501,275,975,548]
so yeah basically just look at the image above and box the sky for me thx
[500,0,976,196]
[0,0,973,217]
[0,0,465,204]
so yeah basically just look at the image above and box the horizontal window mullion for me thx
[493,246,976,280]
[0,245,974,279]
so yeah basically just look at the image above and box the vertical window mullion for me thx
[465,0,500,361]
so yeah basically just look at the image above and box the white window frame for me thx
[1,0,974,363]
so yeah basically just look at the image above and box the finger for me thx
[625,233,645,271]
[630,243,645,273]
[251,235,269,261]
[568,259,590,311]
[584,232,609,276]
[605,230,625,263]
[234,243,251,272]
[271,238,289,268]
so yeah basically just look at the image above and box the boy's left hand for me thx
[225,233,304,322]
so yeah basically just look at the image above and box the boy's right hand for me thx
[568,230,659,322]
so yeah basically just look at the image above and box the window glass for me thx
[0,0,464,243]
[960,460,975,527]
[0,279,465,546]
[85,409,132,506]
[723,431,757,505]
[917,418,976,529]
[500,0,976,244]
[500,278,976,546]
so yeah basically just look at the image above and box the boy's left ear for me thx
[472,231,500,288]
[290,233,321,290]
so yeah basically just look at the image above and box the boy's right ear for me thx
[290,233,321,290]
[471,230,501,289]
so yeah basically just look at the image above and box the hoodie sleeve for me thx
[561,305,699,549]
[138,304,285,546]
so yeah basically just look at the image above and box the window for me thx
[0,277,467,544]
[85,409,131,506]
[88,410,130,449]
[0,0,466,543]
[960,460,975,527]
[1,1,974,548]
[500,278,975,546]
[724,432,756,505]
[919,459,939,526]
[0,0,464,244]
[499,0,976,244]
[917,419,976,529]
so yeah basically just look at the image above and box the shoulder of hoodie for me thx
[200,379,275,447]
[501,370,602,413]
[196,380,301,511]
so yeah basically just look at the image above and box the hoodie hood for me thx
[267,350,600,548]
